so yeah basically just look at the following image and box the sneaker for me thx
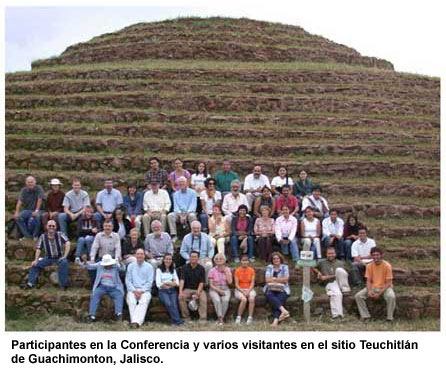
[171,236,178,244]
[114,313,123,322]
[86,315,96,323]
[234,258,240,263]
[74,257,82,265]
[20,282,33,290]
[249,258,256,263]
[235,316,242,325]
[246,316,253,325]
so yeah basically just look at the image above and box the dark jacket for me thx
[112,218,132,237]
[77,214,98,238]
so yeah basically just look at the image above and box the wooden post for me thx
[303,266,311,323]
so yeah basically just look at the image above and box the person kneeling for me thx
[126,248,154,328]
[87,254,124,323]
[234,254,256,325]
[313,247,350,320]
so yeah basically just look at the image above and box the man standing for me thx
[321,209,344,259]
[180,221,214,276]
[351,227,376,287]
[14,176,44,240]
[355,247,396,322]
[89,219,121,285]
[144,157,169,190]
[313,247,351,319]
[59,179,91,236]
[21,220,70,290]
[215,159,239,196]
[125,248,154,328]
[41,178,65,231]
[178,251,207,323]
[142,179,171,236]
[167,176,197,242]
[243,165,271,209]
[94,179,123,228]
[222,179,249,223]
[144,220,174,270]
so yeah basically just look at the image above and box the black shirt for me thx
[180,263,205,290]
[122,237,144,256]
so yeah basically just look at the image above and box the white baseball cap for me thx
[50,178,62,186]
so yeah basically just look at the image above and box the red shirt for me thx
[276,194,298,213]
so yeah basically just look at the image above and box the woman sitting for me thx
[208,204,229,255]
[112,208,131,242]
[271,165,294,197]
[300,207,321,259]
[234,254,256,325]
[254,205,275,262]
[122,228,144,266]
[293,169,313,199]
[199,177,222,233]
[253,186,276,218]
[208,253,233,325]
[230,205,254,263]
[264,252,291,327]
[343,214,363,262]
[155,254,183,326]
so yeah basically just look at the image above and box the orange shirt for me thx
[365,260,393,289]
[235,266,255,289]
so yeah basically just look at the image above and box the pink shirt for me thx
[208,266,232,289]
[169,170,191,189]
[274,215,298,241]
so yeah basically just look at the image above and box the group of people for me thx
[14,158,396,325]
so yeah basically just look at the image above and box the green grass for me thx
[380,236,440,247]
[330,195,439,208]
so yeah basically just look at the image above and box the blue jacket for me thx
[123,192,143,216]
[87,262,125,294]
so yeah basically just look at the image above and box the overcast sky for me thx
[4,1,445,77]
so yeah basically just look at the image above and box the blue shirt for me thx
[123,192,143,216]
[96,188,123,213]
[125,261,154,292]
[180,232,214,261]
[173,188,197,213]
[263,264,290,295]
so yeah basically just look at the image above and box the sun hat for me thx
[100,254,116,266]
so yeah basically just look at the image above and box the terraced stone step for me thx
[374,226,439,238]
[6,135,439,160]
[6,239,439,262]
[5,285,440,321]
[5,121,438,145]
[7,64,438,89]
[5,79,439,101]
[6,108,439,129]
[5,169,439,197]
[6,151,439,179]
[5,259,440,290]
[31,40,393,70]
[6,91,438,117]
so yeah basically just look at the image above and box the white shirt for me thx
[243,174,271,192]
[274,215,298,242]
[302,195,329,214]
[200,190,222,215]
[322,217,344,237]
[351,238,376,264]
[143,189,171,212]
[191,173,210,188]
[302,218,320,238]
[155,268,179,289]
[271,176,294,187]
[222,192,250,215]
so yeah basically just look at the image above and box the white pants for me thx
[301,238,322,258]
[211,237,228,254]
[127,291,152,326]
[200,258,213,284]
[325,268,350,317]
[209,289,231,318]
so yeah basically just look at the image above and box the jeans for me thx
[58,212,79,235]
[321,235,344,259]
[17,210,43,238]
[199,213,209,232]
[351,261,366,286]
[27,257,68,288]
[75,235,94,258]
[265,290,289,319]
[231,235,254,258]
[280,237,299,260]
[159,288,183,325]
[89,284,124,316]
[343,239,354,262]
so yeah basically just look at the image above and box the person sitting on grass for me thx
[178,251,207,323]
[156,254,183,326]
[301,185,329,220]
[112,208,131,242]
[293,169,313,199]
[125,248,154,328]
[74,205,98,265]
[253,186,276,219]
[300,206,321,260]
[86,254,125,323]
[342,214,362,262]
[264,252,291,327]
[313,246,351,320]
[144,220,174,271]
[354,247,396,322]
[276,184,299,217]
[234,254,256,325]
[41,178,65,232]
[271,165,294,198]
[21,220,70,290]
[230,204,255,263]
[208,253,233,325]
[209,204,230,255]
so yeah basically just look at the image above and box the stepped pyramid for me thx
[5,17,440,328]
